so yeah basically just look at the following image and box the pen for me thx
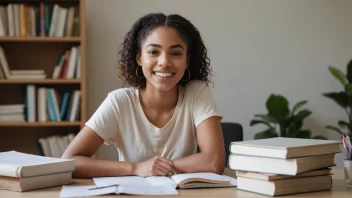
[161,146,168,158]
[88,184,118,190]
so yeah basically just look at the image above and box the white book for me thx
[55,7,67,37]
[69,90,81,121]
[38,137,52,157]
[0,151,75,178]
[0,114,24,122]
[0,46,11,79]
[49,4,59,37]
[75,46,81,78]
[8,74,47,79]
[229,137,341,159]
[66,46,77,78]
[11,70,44,75]
[60,184,178,197]
[14,4,20,36]
[93,172,237,189]
[0,104,24,110]
[37,87,47,122]
[26,85,36,122]
[6,4,14,36]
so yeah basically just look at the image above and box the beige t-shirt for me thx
[85,80,222,162]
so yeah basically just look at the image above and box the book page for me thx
[145,176,178,188]
[117,185,178,195]
[60,185,116,198]
[93,176,150,187]
[0,151,72,166]
[171,172,230,184]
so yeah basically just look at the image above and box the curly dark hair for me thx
[117,13,213,87]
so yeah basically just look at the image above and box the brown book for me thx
[237,175,332,196]
[0,172,74,192]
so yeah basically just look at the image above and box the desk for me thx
[0,168,351,198]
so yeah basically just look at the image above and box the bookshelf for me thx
[0,0,86,156]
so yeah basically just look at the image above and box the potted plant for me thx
[322,58,352,138]
[250,94,327,139]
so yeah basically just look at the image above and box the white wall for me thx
[86,0,352,167]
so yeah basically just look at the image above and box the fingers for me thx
[153,157,177,175]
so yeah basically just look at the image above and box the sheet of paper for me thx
[118,184,178,195]
[60,185,116,198]
[93,176,150,187]
[145,176,178,188]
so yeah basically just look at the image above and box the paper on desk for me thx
[93,175,178,188]
[59,184,178,197]
[60,185,117,197]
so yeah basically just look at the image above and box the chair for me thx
[196,122,243,167]
[221,122,243,167]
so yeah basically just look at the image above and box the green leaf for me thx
[322,92,349,108]
[294,130,311,138]
[291,100,307,116]
[338,120,350,129]
[312,135,328,140]
[250,120,274,129]
[266,94,289,122]
[345,84,352,97]
[346,59,352,83]
[254,114,278,123]
[326,125,346,136]
[328,66,348,86]
[254,129,278,139]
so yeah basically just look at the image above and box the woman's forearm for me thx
[173,152,225,175]
[68,156,136,178]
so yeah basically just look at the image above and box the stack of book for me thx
[0,150,75,192]
[0,104,25,122]
[228,137,341,196]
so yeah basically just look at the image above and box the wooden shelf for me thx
[0,36,81,42]
[0,121,82,127]
[0,79,81,84]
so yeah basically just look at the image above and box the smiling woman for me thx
[61,13,225,179]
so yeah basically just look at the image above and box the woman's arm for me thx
[62,126,176,178]
[61,126,135,178]
[172,116,226,174]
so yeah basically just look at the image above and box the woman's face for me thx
[137,27,188,93]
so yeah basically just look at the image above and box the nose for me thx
[158,53,171,66]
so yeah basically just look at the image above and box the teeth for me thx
[154,72,173,77]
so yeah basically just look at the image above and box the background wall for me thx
[86,0,352,167]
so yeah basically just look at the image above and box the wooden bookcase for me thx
[0,0,86,155]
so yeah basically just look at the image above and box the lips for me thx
[153,72,175,77]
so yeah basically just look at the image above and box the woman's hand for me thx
[134,156,177,177]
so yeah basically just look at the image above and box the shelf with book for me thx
[0,0,86,156]
[0,36,81,42]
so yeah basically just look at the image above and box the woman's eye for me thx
[172,52,182,56]
[148,50,158,55]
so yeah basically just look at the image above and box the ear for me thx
[136,53,142,66]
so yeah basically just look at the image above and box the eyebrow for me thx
[146,43,184,49]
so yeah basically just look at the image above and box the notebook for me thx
[93,172,237,189]
[229,137,341,159]
[60,184,178,197]
[0,151,75,178]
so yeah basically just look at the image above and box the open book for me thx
[60,184,178,197]
[93,172,237,189]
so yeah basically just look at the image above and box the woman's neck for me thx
[139,85,178,113]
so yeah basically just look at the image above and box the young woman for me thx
[62,13,225,178]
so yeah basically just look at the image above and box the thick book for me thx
[228,153,335,175]
[237,175,332,196]
[0,151,75,178]
[235,168,331,181]
[229,137,341,159]
[93,172,237,189]
[0,172,74,192]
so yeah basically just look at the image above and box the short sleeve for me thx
[85,92,119,145]
[191,81,223,127]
